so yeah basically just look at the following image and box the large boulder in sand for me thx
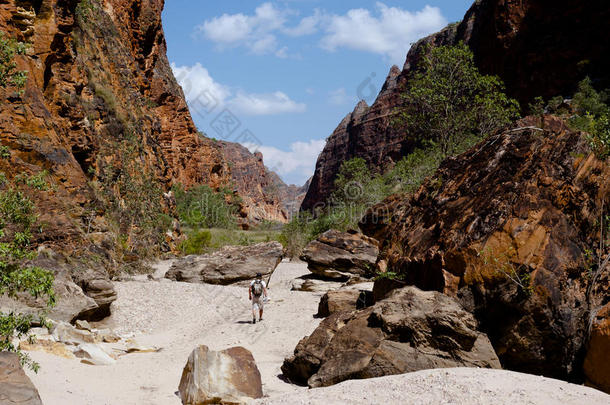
[179,345,263,404]
[166,242,283,285]
[300,230,379,280]
[0,352,43,405]
[584,303,610,394]
[282,286,500,387]
[316,288,374,318]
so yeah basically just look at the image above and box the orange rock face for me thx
[0,0,231,249]
[361,116,609,383]
[584,303,610,394]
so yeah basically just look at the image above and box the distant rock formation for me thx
[219,141,288,225]
[282,286,501,387]
[301,0,610,211]
[360,116,610,384]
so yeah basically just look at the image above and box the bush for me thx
[570,78,610,159]
[179,229,212,255]
[173,184,238,229]
[399,42,520,158]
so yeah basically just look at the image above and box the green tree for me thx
[399,42,520,157]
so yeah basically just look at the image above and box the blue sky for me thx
[162,1,473,185]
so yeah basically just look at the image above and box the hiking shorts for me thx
[252,295,264,310]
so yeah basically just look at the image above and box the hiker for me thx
[249,272,268,324]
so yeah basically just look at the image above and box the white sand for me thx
[256,368,610,405]
[23,261,610,405]
[25,261,322,404]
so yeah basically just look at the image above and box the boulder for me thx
[316,289,374,318]
[166,242,283,285]
[584,303,610,394]
[300,230,379,280]
[179,345,263,404]
[282,286,500,387]
[0,352,43,405]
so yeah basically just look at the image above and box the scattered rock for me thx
[19,339,75,359]
[179,345,263,404]
[75,320,92,331]
[51,321,98,345]
[584,303,610,394]
[300,230,379,280]
[166,242,284,285]
[98,329,121,343]
[125,339,160,353]
[282,286,500,387]
[74,343,117,366]
[0,352,43,405]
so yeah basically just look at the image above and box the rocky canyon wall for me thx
[301,0,610,211]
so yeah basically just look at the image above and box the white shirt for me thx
[250,280,266,288]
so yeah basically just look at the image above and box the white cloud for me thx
[172,62,306,116]
[195,2,288,55]
[328,88,354,105]
[320,3,447,65]
[229,91,306,116]
[245,139,326,184]
[283,9,322,36]
[171,62,230,105]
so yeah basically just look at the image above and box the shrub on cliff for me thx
[399,42,520,157]
[0,32,27,90]
[570,78,610,159]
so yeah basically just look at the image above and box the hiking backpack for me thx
[252,280,263,297]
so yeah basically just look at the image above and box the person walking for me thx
[249,272,268,324]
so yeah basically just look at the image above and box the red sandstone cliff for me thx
[0,0,293,249]
[301,0,610,211]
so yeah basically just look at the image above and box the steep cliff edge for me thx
[360,115,609,384]
[301,0,610,211]
[0,0,232,250]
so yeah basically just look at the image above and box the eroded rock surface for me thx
[361,116,610,382]
[300,230,379,280]
[165,242,284,285]
[584,303,610,393]
[179,345,263,404]
[0,352,43,405]
[282,286,500,387]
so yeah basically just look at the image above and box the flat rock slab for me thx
[179,345,263,404]
[166,242,283,285]
[0,352,43,405]
[300,230,379,280]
